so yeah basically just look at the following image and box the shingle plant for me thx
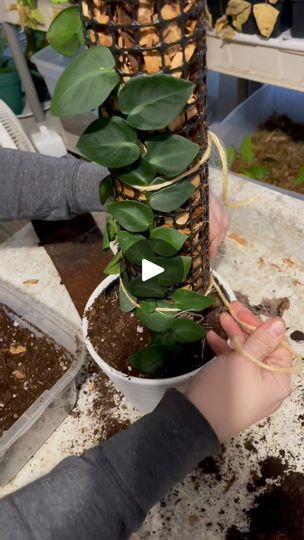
[50,0,215,374]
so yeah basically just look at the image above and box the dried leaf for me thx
[23,279,39,285]
[232,5,251,31]
[226,0,251,16]
[269,0,279,4]
[13,369,26,380]
[253,4,279,38]
[10,345,27,355]
[215,15,229,34]
[204,3,213,28]
[222,25,236,40]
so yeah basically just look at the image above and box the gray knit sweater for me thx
[0,148,220,539]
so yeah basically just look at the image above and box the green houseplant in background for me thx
[0,29,23,114]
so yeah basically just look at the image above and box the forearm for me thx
[0,390,220,540]
[0,148,107,221]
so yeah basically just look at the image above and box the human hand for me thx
[186,302,293,442]
[209,192,229,258]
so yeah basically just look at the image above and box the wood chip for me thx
[161,4,180,20]
[143,51,162,73]
[13,369,26,380]
[10,345,27,355]
[138,0,154,23]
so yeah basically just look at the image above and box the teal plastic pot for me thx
[0,69,23,115]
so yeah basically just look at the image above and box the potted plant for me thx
[50,0,236,412]
[0,30,23,114]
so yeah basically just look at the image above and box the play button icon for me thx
[142,259,164,282]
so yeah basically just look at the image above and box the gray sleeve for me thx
[0,390,220,540]
[0,148,108,221]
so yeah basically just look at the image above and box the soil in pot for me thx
[86,281,227,380]
[0,304,73,436]
[230,114,304,195]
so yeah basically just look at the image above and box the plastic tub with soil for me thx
[83,271,236,413]
[229,114,304,196]
[0,280,85,485]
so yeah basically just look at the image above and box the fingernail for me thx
[268,318,285,336]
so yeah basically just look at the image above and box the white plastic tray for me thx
[0,279,85,485]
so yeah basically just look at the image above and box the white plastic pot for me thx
[83,270,236,413]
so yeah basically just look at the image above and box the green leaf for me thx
[102,223,110,249]
[150,226,188,256]
[171,289,214,311]
[240,135,254,164]
[104,251,122,275]
[77,117,140,168]
[108,201,154,233]
[117,231,155,265]
[119,280,137,313]
[136,308,173,333]
[157,256,192,286]
[295,165,304,186]
[247,165,269,180]
[99,175,113,205]
[148,181,195,213]
[129,277,167,298]
[130,345,165,373]
[47,7,84,57]
[119,74,194,130]
[171,318,205,343]
[115,158,156,187]
[140,301,157,313]
[226,146,236,168]
[51,47,119,116]
[145,134,199,178]
[106,215,118,241]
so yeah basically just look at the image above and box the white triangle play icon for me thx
[142,259,164,282]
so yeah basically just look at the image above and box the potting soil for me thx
[231,114,304,195]
[0,304,72,436]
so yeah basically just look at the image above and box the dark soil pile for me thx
[87,282,222,379]
[232,114,304,195]
[227,456,304,539]
[0,304,73,436]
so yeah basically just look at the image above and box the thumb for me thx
[242,318,285,363]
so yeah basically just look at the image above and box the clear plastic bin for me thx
[214,85,304,149]
[0,279,85,485]
[31,46,80,96]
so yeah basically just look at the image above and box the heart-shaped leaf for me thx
[171,289,215,311]
[119,280,137,313]
[108,201,154,232]
[117,231,155,265]
[104,251,122,275]
[136,308,173,333]
[171,318,205,343]
[47,6,84,57]
[129,276,167,298]
[119,74,194,130]
[247,165,269,180]
[145,134,199,178]
[77,117,140,168]
[295,165,304,186]
[226,146,236,168]
[130,345,165,373]
[157,256,192,286]
[150,226,188,256]
[51,47,119,116]
[148,181,195,213]
[115,158,156,187]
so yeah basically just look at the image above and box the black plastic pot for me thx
[243,0,291,38]
[291,0,304,37]
[208,0,229,25]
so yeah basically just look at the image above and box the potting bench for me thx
[0,171,303,538]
